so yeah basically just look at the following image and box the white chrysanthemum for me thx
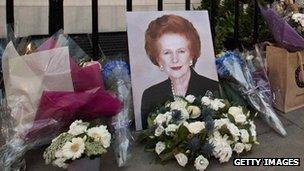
[68,120,88,136]
[184,121,205,134]
[201,96,211,106]
[226,123,240,141]
[209,132,232,163]
[52,158,68,168]
[244,143,252,151]
[87,125,111,148]
[214,99,225,108]
[185,95,195,103]
[233,143,245,154]
[155,141,166,155]
[240,129,250,143]
[187,105,201,119]
[62,137,85,160]
[154,114,167,125]
[165,124,179,135]
[155,125,165,137]
[170,100,187,110]
[174,153,188,167]
[214,118,230,129]
[194,155,209,171]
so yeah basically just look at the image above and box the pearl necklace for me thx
[171,81,176,97]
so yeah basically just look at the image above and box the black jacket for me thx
[141,68,219,129]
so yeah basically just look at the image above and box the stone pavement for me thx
[25,107,304,171]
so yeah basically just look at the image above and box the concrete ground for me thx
[25,107,304,171]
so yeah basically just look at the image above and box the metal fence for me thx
[5,0,270,60]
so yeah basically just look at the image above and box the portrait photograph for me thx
[126,11,219,130]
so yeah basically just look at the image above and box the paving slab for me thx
[20,107,304,171]
[279,107,304,130]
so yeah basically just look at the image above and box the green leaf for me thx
[227,114,236,123]
[159,152,174,162]
[178,125,190,140]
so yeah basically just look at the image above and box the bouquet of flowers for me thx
[140,94,258,170]
[43,120,111,169]
[216,50,286,136]
[102,58,134,167]
[260,1,304,51]
[0,31,121,170]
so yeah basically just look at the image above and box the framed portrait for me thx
[127,11,219,130]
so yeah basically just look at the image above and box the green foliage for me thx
[196,0,272,53]
[84,141,107,157]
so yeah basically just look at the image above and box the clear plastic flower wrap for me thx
[0,31,121,170]
[102,58,134,167]
[216,50,287,136]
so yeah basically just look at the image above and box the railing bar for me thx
[92,0,99,60]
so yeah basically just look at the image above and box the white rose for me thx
[216,99,226,108]
[214,118,230,129]
[164,112,173,125]
[300,19,304,27]
[292,13,302,22]
[233,143,245,154]
[218,146,232,163]
[228,106,243,116]
[210,99,225,111]
[170,100,187,110]
[155,125,165,137]
[155,141,166,155]
[201,96,211,106]
[244,144,252,151]
[240,129,250,143]
[184,121,205,134]
[226,123,240,141]
[185,95,195,103]
[210,102,219,111]
[249,121,257,137]
[180,108,189,120]
[68,120,88,136]
[187,105,201,119]
[194,155,209,171]
[154,114,167,125]
[174,153,188,167]
[165,124,179,135]
[234,113,247,124]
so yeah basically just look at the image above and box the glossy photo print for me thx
[127,11,219,130]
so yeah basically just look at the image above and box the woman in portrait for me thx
[141,14,219,129]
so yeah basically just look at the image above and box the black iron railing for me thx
[5,0,266,60]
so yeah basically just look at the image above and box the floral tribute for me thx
[43,120,111,168]
[140,94,258,170]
